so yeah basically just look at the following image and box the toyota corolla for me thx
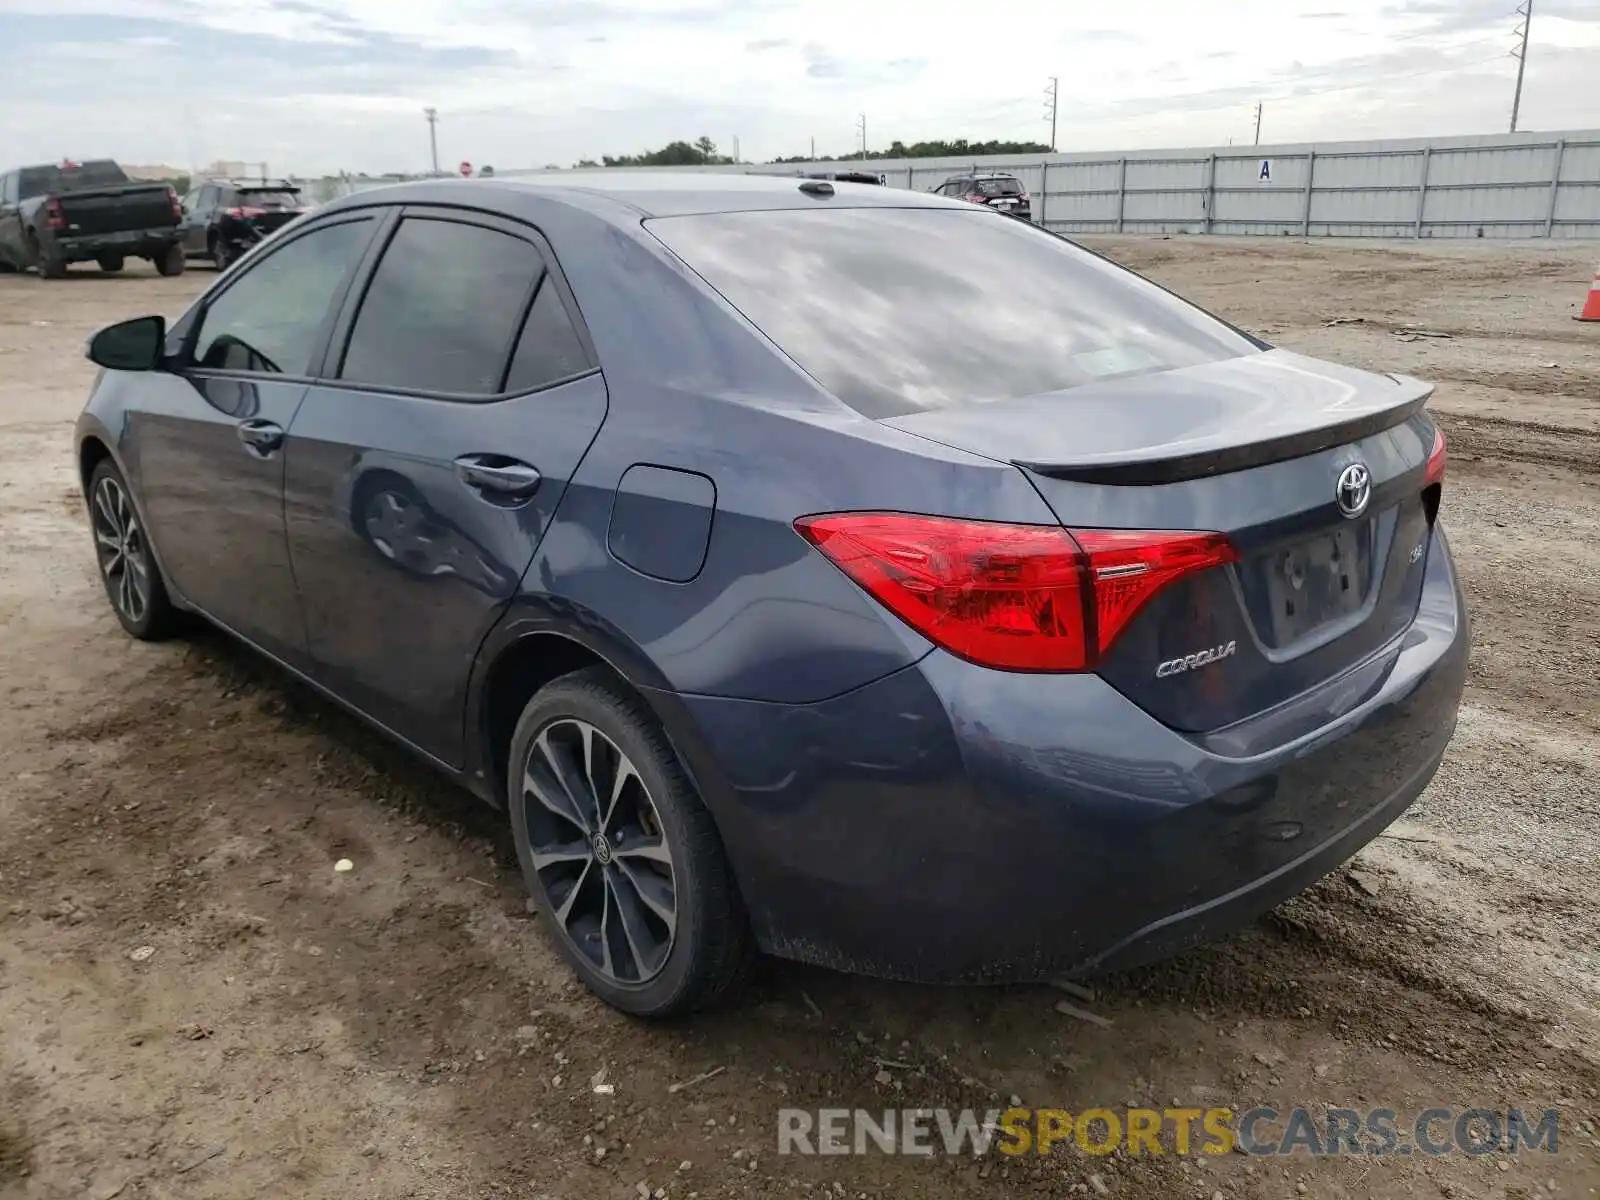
[74,174,1468,1016]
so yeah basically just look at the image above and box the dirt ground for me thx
[2,238,1598,1200]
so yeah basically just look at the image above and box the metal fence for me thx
[744,130,1600,239]
[298,129,1600,240]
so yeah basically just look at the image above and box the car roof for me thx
[318,171,957,224]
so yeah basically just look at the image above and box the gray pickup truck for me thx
[0,159,185,278]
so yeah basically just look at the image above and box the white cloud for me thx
[0,0,1595,173]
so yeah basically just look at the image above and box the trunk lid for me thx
[56,184,178,236]
[883,349,1442,733]
[234,189,306,235]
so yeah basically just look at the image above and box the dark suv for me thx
[932,172,1031,221]
[178,180,310,271]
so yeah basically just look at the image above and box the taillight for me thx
[961,193,987,205]
[167,186,182,219]
[1017,190,1031,203]
[45,198,65,230]
[225,206,265,218]
[794,513,1236,672]
[1425,425,1446,486]
[1073,529,1238,655]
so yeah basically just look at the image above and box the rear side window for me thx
[646,208,1258,417]
[18,169,56,200]
[340,218,542,396]
[504,276,592,393]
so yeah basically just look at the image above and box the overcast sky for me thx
[1,0,1596,175]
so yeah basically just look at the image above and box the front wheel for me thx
[508,668,752,1016]
[154,243,186,277]
[86,459,181,640]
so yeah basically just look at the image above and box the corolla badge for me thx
[1156,640,1237,678]
[1336,462,1372,519]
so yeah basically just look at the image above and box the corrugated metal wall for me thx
[730,129,1600,239]
[311,130,1600,240]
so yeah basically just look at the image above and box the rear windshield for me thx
[19,161,131,198]
[237,190,301,206]
[646,207,1258,417]
[973,177,1022,196]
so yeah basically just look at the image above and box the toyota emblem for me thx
[1336,462,1372,519]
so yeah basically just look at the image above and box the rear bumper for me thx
[53,228,181,262]
[656,525,1468,984]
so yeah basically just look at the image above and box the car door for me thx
[283,206,605,765]
[183,186,216,253]
[0,172,26,267]
[179,188,208,253]
[128,213,381,668]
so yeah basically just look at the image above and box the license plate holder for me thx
[1251,522,1374,646]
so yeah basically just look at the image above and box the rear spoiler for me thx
[1020,388,1432,486]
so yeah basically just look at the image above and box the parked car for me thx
[0,159,185,277]
[178,180,311,272]
[932,171,1032,220]
[74,175,1466,1017]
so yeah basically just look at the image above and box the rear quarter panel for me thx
[515,207,1061,705]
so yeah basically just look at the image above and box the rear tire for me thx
[508,667,753,1017]
[86,459,181,641]
[97,254,125,274]
[30,234,66,279]
[154,243,186,277]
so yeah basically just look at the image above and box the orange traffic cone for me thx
[1578,264,1600,322]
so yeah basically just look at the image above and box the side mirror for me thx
[87,315,166,371]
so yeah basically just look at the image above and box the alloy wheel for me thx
[91,475,149,625]
[521,718,678,985]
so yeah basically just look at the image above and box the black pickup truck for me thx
[0,159,185,278]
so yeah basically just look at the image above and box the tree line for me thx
[572,136,1053,169]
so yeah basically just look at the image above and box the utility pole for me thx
[857,113,867,160]
[1253,102,1263,145]
[1510,0,1532,133]
[810,135,816,159]
[1043,76,1059,152]
[732,135,740,163]
[423,107,440,175]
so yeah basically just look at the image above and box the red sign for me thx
[459,161,473,177]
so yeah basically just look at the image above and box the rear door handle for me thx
[454,455,542,499]
[235,419,283,453]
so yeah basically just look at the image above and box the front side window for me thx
[647,207,1259,417]
[192,218,373,375]
[339,217,543,396]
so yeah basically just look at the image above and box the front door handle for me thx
[454,455,542,499]
[236,419,283,454]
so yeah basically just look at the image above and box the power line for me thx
[1510,0,1532,132]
